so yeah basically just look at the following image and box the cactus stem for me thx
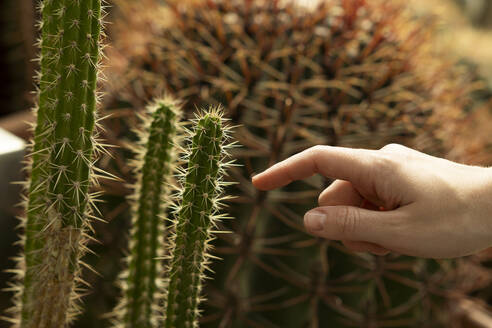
[111,97,182,328]
[163,106,236,328]
[5,0,106,327]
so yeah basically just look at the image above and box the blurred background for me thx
[0,0,491,327]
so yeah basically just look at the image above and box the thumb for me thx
[304,206,400,244]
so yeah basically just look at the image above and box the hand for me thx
[252,144,492,258]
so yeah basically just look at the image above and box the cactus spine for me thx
[164,108,234,328]
[112,98,182,328]
[8,0,104,327]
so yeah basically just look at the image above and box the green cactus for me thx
[163,107,234,328]
[6,0,105,327]
[111,97,182,328]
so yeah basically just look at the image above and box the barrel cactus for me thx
[6,0,105,327]
[104,0,477,326]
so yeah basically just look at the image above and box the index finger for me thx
[252,145,374,190]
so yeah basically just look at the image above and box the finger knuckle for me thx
[371,153,399,176]
[380,143,404,152]
[309,145,325,155]
[335,207,360,236]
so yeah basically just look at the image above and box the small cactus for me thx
[163,107,235,328]
[6,0,105,327]
[111,97,182,328]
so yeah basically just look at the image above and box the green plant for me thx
[111,97,182,328]
[6,0,105,327]
[103,0,479,327]
[163,107,234,328]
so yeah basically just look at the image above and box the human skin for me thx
[252,144,492,259]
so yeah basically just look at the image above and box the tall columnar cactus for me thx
[7,0,104,327]
[164,108,234,328]
[111,97,182,328]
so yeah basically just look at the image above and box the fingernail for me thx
[304,211,325,232]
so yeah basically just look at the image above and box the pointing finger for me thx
[252,146,374,190]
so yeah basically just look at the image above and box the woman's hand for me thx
[252,144,492,259]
